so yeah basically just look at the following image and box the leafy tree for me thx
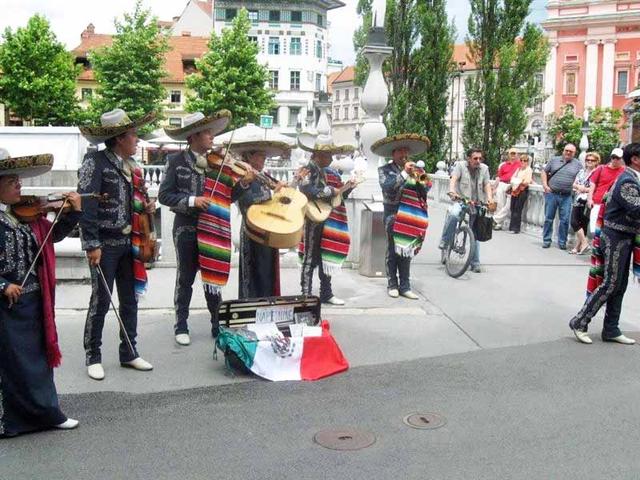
[353,0,373,86]
[88,0,169,132]
[383,0,455,171]
[547,106,624,162]
[185,8,274,128]
[462,0,549,172]
[0,15,80,125]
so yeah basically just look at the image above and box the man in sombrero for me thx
[0,149,81,436]
[297,133,356,305]
[228,135,292,299]
[375,133,431,299]
[78,108,156,380]
[158,111,231,346]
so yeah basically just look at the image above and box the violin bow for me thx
[96,264,136,358]
[207,128,237,196]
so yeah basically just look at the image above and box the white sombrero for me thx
[371,133,431,157]
[79,109,156,145]
[0,148,53,178]
[164,110,231,141]
[297,132,355,155]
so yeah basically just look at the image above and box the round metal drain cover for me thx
[403,413,447,430]
[313,429,376,451]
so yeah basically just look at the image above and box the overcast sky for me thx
[0,0,548,65]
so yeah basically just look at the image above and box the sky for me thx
[0,0,548,65]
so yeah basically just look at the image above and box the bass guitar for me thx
[244,168,309,249]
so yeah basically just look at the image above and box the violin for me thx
[12,193,106,223]
[206,150,252,177]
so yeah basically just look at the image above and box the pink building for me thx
[542,0,640,122]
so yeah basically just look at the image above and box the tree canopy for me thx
[0,14,80,126]
[185,8,274,129]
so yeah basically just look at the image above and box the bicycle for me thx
[440,195,488,278]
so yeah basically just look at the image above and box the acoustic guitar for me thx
[305,174,364,223]
[245,168,309,249]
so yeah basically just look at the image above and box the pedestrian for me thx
[492,148,520,230]
[540,143,582,249]
[78,109,156,380]
[507,153,533,234]
[0,149,81,437]
[375,133,431,298]
[587,147,625,234]
[439,148,495,273]
[569,143,640,345]
[158,111,231,346]
[569,152,599,255]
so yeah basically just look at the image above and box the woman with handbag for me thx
[569,152,599,254]
[508,154,533,234]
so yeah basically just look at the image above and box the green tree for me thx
[353,0,373,86]
[88,0,169,131]
[0,15,80,126]
[383,0,455,171]
[462,0,549,172]
[547,106,624,162]
[186,8,274,128]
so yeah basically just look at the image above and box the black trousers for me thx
[384,206,411,292]
[570,227,634,338]
[238,224,277,299]
[509,190,528,233]
[173,224,221,336]
[84,243,139,365]
[300,220,333,301]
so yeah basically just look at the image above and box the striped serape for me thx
[131,166,149,298]
[392,174,431,257]
[197,163,241,294]
[320,171,351,276]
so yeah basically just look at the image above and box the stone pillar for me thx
[584,40,599,110]
[601,39,616,108]
[544,43,558,115]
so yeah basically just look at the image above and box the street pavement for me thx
[2,204,640,478]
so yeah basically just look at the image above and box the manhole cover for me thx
[313,429,376,451]
[402,413,447,430]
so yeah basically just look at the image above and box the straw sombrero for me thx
[297,132,355,155]
[164,110,231,141]
[230,140,291,158]
[0,148,53,178]
[79,109,156,145]
[371,133,431,157]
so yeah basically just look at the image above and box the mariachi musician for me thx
[297,133,356,306]
[374,133,431,300]
[158,110,231,346]
[78,109,156,380]
[0,149,81,436]
[158,111,231,346]
[229,137,292,299]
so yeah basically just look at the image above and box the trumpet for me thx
[409,169,431,185]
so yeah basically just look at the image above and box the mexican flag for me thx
[217,320,349,382]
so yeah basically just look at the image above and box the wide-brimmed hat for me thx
[229,139,291,158]
[297,132,355,155]
[80,109,156,145]
[164,110,231,141]
[0,148,53,178]
[371,133,431,157]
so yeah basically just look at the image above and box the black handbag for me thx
[473,211,493,242]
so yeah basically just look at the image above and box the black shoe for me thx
[542,243,551,249]
[559,244,567,250]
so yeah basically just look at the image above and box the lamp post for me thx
[579,110,591,163]
[454,62,466,162]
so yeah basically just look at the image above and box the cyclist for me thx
[438,148,494,273]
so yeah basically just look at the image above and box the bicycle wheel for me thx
[445,225,476,278]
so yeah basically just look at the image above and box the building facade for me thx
[541,0,640,121]
[213,0,346,135]
[328,66,363,147]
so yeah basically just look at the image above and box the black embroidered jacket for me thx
[603,167,640,235]
[158,150,206,226]
[77,149,133,251]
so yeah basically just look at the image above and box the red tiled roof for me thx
[331,66,355,85]
[326,71,341,93]
[72,30,210,83]
[453,44,475,71]
[196,0,213,17]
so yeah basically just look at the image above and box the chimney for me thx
[81,23,95,39]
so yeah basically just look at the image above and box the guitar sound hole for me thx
[279,197,292,205]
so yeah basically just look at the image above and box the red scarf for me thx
[30,219,62,368]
